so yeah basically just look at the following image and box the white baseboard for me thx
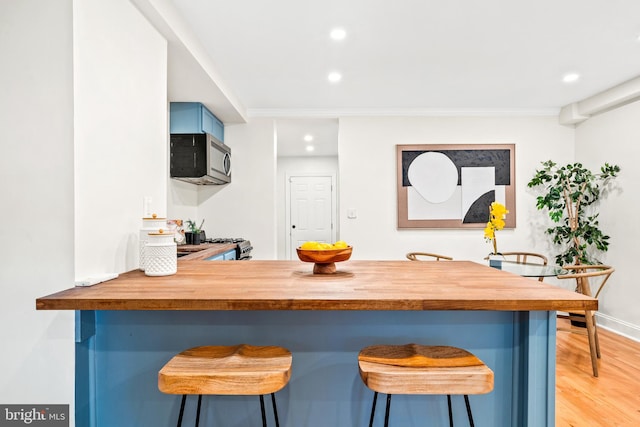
[595,312,640,343]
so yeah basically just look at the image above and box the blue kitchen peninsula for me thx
[36,260,596,426]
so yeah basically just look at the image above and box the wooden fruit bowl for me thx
[296,246,352,274]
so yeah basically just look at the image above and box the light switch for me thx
[347,208,357,219]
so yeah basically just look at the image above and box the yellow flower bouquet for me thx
[484,202,509,255]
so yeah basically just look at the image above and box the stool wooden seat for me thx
[159,344,292,427]
[358,344,493,427]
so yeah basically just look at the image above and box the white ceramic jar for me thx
[139,215,167,271]
[144,230,177,276]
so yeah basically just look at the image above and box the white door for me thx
[288,176,334,259]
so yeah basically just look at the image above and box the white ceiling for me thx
[168,0,640,155]
[275,118,338,157]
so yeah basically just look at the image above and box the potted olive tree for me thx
[527,161,620,266]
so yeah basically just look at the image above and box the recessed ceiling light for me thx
[563,73,580,83]
[330,28,347,41]
[328,72,342,83]
[303,134,313,142]
[306,145,315,152]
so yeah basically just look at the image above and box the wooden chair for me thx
[158,344,292,427]
[556,265,614,377]
[406,252,453,261]
[358,343,494,427]
[500,252,548,281]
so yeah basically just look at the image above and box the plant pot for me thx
[185,232,193,245]
[488,254,504,269]
[192,233,201,245]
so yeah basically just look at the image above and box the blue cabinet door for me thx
[170,102,224,142]
[204,249,237,261]
[201,107,225,142]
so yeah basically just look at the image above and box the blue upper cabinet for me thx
[169,102,224,142]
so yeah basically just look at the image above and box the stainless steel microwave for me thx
[170,133,231,185]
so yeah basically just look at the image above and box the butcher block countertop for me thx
[35,260,597,312]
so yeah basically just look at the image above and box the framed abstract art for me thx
[396,144,516,229]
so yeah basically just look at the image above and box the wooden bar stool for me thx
[358,344,493,427]
[158,344,292,427]
[556,264,614,377]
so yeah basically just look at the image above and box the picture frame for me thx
[397,143,515,229]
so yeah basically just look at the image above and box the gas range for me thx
[206,237,246,244]
[205,238,253,260]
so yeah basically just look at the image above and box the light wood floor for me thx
[556,318,640,426]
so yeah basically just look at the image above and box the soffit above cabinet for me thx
[131,0,247,124]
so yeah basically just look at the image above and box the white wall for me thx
[187,114,578,266]
[74,0,168,278]
[0,0,75,410]
[276,156,339,259]
[337,116,575,260]
[195,119,278,259]
[0,0,169,422]
[167,175,199,224]
[574,100,640,339]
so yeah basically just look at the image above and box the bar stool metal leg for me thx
[383,394,392,427]
[195,395,202,427]
[367,392,392,427]
[271,393,281,427]
[368,392,478,427]
[464,395,475,427]
[259,395,267,427]
[368,392,378,427]
[177,395,186,427]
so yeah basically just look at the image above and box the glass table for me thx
[491,260,567,278]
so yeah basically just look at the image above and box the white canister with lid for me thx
[144,230,177,276]
[140,215,167,271]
